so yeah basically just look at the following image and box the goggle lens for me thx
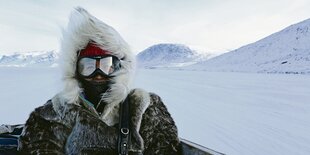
[78,56,117,77]
[99,57,114,74]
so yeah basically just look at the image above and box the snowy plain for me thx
[1,67,310,155]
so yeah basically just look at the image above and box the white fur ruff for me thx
[53,7,136,126]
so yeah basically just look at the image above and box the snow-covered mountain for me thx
[0,51,59,67]
[137,43,212,68]
[3,16,310,73]
[187,18,310,74]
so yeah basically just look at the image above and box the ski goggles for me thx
[77,56,121,78]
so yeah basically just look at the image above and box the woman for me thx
[19,7,181,155]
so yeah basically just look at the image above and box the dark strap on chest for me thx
[118,97,130,155]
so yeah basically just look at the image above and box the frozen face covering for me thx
[79,76,110,109]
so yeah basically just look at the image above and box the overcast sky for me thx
[0,0,309,54]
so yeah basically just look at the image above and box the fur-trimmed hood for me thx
[54,7,135,126]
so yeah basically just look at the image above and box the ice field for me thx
[1,67,310,155]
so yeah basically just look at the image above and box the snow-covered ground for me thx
[1,67,310,155]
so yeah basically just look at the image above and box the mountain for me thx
[187,18,310,74]
[0,51,59,67]
[137,43,212,68]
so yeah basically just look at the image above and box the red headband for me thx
[79,43,111,57]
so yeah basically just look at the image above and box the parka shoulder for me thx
[140,92,181,155]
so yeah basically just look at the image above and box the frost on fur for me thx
[54,7,135,126]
